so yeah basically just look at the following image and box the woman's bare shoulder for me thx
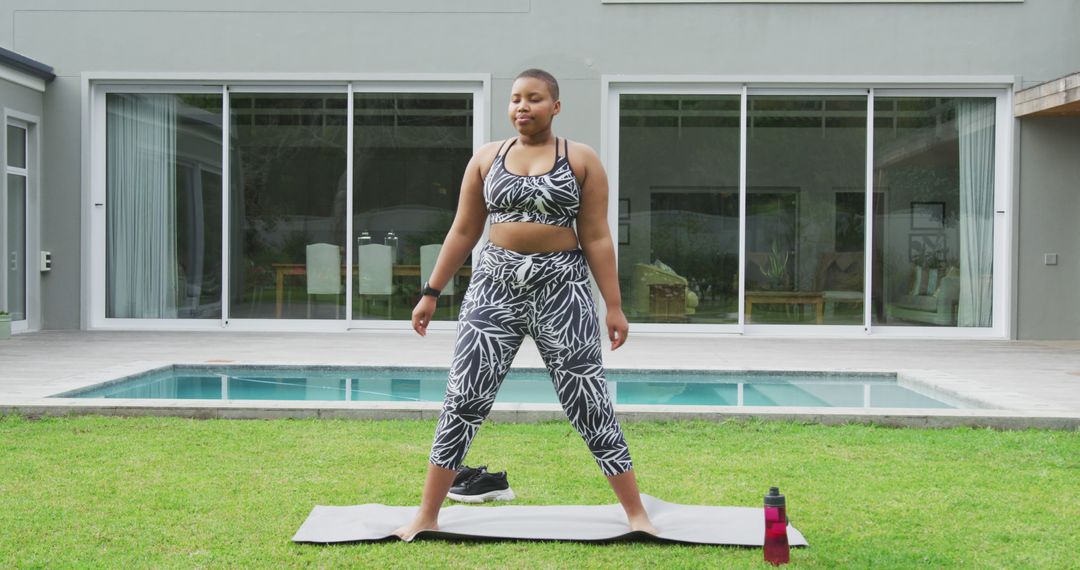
[478,139,506,155]
[475,139,509,177]
[564,139,599,158]
[564,139,602,179]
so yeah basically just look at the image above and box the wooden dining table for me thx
[271,263,472,318]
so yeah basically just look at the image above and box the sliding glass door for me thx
[611,85,1003,334]
[617,93,741,324]
[96,82,481,327]
[105,92,224,319]
[745,94,867,326]
[351,92,473,322]
[227,91,348,320]
[872,97,996,328]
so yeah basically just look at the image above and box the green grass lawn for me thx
[2,415,1076,569]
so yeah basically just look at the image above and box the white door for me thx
[4,121,29,326]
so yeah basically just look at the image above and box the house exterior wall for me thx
[0,0,1076,336]
[1016,117,1080,339]
[0,77,42,115]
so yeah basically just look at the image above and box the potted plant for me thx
[760,239,791,290]
[910,235,949,270]
[0,311,11,340]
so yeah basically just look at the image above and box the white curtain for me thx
[106,94,179,318]
[956,99,995,327]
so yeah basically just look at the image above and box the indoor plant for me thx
[760,239,791,290]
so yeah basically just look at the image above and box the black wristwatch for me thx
[421,282,441,298]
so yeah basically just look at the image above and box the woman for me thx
[394,69,656,540]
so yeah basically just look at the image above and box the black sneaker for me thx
[453,465,486,487]
[447,470,516,503]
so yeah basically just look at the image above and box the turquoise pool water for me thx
[54,366,965,409]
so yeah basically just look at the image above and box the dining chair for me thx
[421,244,455,315]
[357,243,393,319]
[306,243,342,319]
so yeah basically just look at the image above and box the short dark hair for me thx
[515,68,560,101]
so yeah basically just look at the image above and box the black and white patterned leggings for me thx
[429,242,633,477]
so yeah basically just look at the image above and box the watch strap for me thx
[422,282,441,298]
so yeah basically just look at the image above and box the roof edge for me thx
[0,46,55,82]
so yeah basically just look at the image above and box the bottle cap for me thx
[765,486,786,507]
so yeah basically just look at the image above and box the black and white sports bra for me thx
[484,137,580,228]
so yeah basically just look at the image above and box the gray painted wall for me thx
[1017,117,1080,339]
[0,77,42,117]
[0,0,1076,335]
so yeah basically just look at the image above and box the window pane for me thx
[873,97,996,327]
[618,94,741,324]
[746,95,867,325]
[229,93,348,320]
[7,125,26,169]
[6,174,26,320]
[106,93,224,319]
[352,92,473,321]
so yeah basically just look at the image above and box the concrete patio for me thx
[1,330,1078,429]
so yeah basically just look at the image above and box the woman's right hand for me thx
[412,296,438,336]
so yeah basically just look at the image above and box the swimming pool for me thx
[52,366,971,409]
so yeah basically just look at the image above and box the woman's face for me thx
[508,77,560,135]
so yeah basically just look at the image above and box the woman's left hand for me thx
[606,307,629,351]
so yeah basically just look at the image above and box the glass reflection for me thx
[618,94,741,324]
[105,93,223,319]
[7,124,26,168]
[352,93,473,321]
[873,97,996,327]
[6,174,25,320]
[745,95,868,325]
[228,93,348,319]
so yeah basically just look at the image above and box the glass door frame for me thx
[867,87,1013,339]
[345,81,488,331]
[87,77,489,332]
[743,87,870,336]
[88,83,227,331]
[603,83,745,334]
[222,84,350,330]
[603,78,1013,338]
[3,111,39,333]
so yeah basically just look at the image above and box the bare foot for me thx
[628,512,658,536]
[393,517,438,542]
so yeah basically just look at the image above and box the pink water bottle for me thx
[764,486,790,565]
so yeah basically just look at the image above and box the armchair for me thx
[627,260,699,319]
[886,266,960,326]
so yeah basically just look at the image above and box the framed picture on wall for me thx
[911,201,946,230]
[618,198,630,220]
[618,223,630,245]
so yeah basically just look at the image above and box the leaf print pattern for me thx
[484,138,580,228]
[429,242,633,477]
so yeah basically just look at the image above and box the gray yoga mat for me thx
[292,494,809,546]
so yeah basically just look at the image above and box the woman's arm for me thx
[411,143,496,335]
[572,142,629,350]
